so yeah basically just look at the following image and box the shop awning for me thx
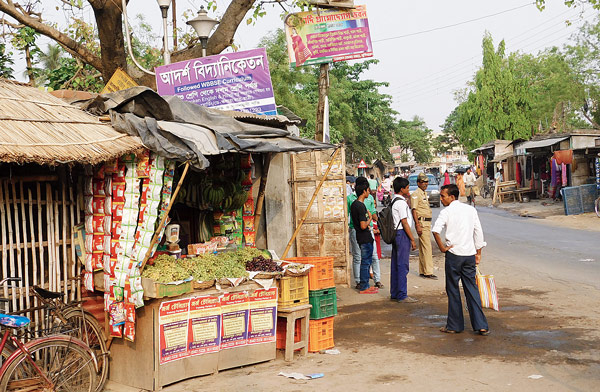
[489,152,513,163]
[515,136,568,150]
[79,87,334,170]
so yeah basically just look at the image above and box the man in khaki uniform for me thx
[411,173,437,279]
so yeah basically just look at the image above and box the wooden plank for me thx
[28,188,40,336]
[61,184,68,298]
[75,180,82,302]
[69,185,76,302]
[0,183,8,300]
[4,181,17,310]
[37,183,44,302]
[46,183,55,292]
[19,182,30,313]
[11,181,23,310]
[54,190,61,294]
[0,239,72,251]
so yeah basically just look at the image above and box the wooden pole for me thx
[46,183,54,291]
[139,161,190,272]
[11,182,23,311]
[68,185,76,302]
[0,183,8,301]
[75,181,82,302]
[4,181,17,310]
[282,147,341,259]
[315,63,330,142]
[61,184,68,298]
[53,190,60,293]
[28,188,39,335]
[36,183,44,292]
[253,153,272,230]
[19,182,29,312]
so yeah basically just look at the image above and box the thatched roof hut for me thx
[0,79,143,166]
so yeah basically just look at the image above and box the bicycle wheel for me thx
[0,338,96,392]
[62,308,109,392]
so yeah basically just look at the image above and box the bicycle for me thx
[8,285,110,392]
[0,277,98,391]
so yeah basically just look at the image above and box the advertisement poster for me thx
[158,298,190,364]
[220,292,249,349]
[155,48,277,115]
[284,5,373,67]
[188,296,221,356]
[247,288,277,345]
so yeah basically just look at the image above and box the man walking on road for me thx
[390,177,417,303]
[432,184,489,335]
[411,173,437,280]
[464,167,477,206]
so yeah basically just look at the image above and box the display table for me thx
[108,282,277,391]
[277,304,311,362]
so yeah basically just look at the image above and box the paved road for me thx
[378,204,599,289]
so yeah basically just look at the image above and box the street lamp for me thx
[186,6,219,57]
[157,0,172,64]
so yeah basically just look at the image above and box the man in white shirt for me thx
[390,177,417,303]
[432,184,490,335]
[464,167,477,206]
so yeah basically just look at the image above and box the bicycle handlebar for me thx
[0,277,21,286]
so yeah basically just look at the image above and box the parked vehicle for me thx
[408,173,441,208]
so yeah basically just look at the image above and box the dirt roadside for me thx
[122,252,598,392]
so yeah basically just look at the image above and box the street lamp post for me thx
[186,6,220,57]
[157,0,172,65]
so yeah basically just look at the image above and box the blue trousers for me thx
[390,230,410,300]
[359,242,373,291]
[444,252,489,332]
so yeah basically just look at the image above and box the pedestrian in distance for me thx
[411,173,437,280]
[432,184,490,335]
[464,167,477,206]
[350,181,378,294]
[443,170,451,186]
[390,177,418,303]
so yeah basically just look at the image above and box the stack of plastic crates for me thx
[285,257,336,352]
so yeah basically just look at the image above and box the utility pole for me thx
[315,63,330,142]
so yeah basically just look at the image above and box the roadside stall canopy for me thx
[514,136,568,150]
[79,87,333,170]
[0,79,144,166]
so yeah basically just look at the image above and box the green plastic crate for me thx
[308,287,337,320]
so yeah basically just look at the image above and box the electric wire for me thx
[372,1,536,43]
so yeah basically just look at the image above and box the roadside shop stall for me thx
[77,87,335,390]
[0,79,145,391]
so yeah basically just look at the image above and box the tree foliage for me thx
[0,43,14,79]
[456,34,534,151]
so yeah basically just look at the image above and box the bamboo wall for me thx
[0,175,81,330]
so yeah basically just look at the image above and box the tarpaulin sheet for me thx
[79,87,333,170]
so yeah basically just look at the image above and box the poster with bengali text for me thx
[247,288,277,345]
[220,292,249,349]
[187,295,221,356]
[284,5,373,67]
[155,48,277,115]
[159,298,190,364]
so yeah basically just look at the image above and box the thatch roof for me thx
[0,79,144,166]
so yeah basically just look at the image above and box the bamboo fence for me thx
[0,177,81,333]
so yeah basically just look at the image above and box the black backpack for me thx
[379,197,402,244]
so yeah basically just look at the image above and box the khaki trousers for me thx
[418,221,433,275]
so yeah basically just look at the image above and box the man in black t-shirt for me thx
[350,182,378,294]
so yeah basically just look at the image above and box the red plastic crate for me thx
[308,316,334,352]
[276,317,301,350]
[284,257,334,290]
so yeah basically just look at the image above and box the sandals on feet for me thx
[440,326,460,334]
[478,329,490,336]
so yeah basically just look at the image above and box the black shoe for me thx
[424,274,438,280]
[355,283,361,290]
[419,274,426,277]
[375,281,384,288]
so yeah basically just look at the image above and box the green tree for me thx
[456,34,534,151]
[395,117,433,164]
[0,43,14,79]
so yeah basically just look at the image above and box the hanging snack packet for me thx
[244,231,256,247]
[243,216,255,232]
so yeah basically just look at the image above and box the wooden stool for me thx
[277,304,311,362]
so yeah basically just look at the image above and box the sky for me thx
[12,0,598,132]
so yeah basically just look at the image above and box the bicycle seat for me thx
[0,313,29,328]
[34,286,63,299]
